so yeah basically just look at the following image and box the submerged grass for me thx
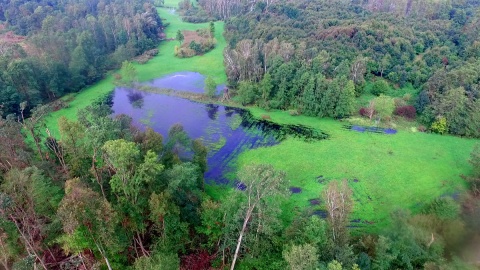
[235,108,478,233]
[43,0,226,137]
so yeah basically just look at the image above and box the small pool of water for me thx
[145,71,225,94]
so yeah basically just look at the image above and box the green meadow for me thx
[236,108,478,233]
[44,2,226,137]
[41,0,479,235]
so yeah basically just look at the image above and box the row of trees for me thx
[0,0,164,115]
[0,102,479,268]
[218,0,480,137]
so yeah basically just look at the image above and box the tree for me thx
[371,79,390,96]
[176,30,184,45]
[372,95,395,121]
[57,178,119,270]
[230,164,288,270]
[259,73,273,104]
[209,21,215,37]
[236,81,258,105]
[103,139,163,204]
[283,244,319,270]
[19,102,51,161]
[119,61,138,85]
[323,180,353,248]
[335,80,355,118]
[205,76,217,98]
[0,167,62,270]
[133,252,179,270]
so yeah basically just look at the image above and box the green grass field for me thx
[236,108,478,233]
[43,1,226,137]
[41,0,479,234]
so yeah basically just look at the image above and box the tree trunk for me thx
[230,207,253,270]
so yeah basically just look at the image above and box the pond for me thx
[145,71,225,94]
[111,72,328,184]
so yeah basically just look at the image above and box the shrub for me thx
[431,117,448,134]
[394,105,416,120]
[418,125,426,132]
[359,107,375,118]
[371,79,390,96]
[289,109,300,116]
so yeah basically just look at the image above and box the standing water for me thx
[111,72,327,184]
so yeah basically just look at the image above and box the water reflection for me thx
[111,87,327,184]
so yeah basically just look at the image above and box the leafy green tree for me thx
[283,244,319,270]
[230,164,289,270]
[372,237,395,270]
[176,30,184,44]
[197,198,224,250]
[57,178,119,270]
[372,95,395,121]
[103,139,163,204]
[371,79,390,96]
[335,79,355,118]
[133,252,179,270]
[209,21,215,37]
[149,192,188,251]
[0,167,62,270]
[119,61,138,85]
[259,73,273,103]
[205,76,217,98]
[301,75,317,116]
[328,260,343,270]
[323,180,352,248]
[431,116,448,134]
[236,81,258,105]
[424,197,460,220]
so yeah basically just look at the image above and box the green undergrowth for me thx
[43,0,226,138]
[233,108,478,233]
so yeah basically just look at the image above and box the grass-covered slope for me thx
[237,108,477,232]
[44,1,226,137]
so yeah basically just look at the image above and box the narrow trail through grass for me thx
[44,0,226,137]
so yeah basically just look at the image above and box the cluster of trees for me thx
[0,0,164,115]
[218,0,480,137]
[1,102,478,269]
[174,23,216,58]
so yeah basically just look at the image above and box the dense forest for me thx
[0,0,163,115]
[183,0,480,137]
[1,0,480,269]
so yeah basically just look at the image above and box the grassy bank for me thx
[43,1,226,137]
[236,108,478,233]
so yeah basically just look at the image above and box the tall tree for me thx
[323,180,353,248]
[230,164,288,270]
[57,178,119,270]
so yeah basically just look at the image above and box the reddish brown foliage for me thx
[261,114,271,120]
[359,107,375,118]
[181,250,213,270]
[394,105,416,120]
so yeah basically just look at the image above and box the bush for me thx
[394,105,416,120]
[418,125,426,132]
[371,79,390,96]
[431,117,448,134]
[359,107,375,118]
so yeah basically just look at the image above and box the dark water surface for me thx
[111,73,327,184]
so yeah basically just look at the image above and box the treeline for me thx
[0,0,163,115]
[0,104,479,269]
[215,0,480,137]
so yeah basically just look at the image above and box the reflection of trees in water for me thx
[127,90,144,108]
[205,104,219,120]
[224,106,235,117]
